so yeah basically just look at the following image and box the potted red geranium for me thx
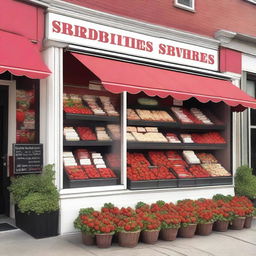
[195,199,216,236]
[152,201,181,241]
[140,212,161,244]
[74,207,96,245]
[213,200,233,232]
[116,216,143,247]
[229,196,247,230]
[176,200,198,238]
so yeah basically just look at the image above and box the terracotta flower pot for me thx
[118,230,141,247]
[82,232,95,246]
[159,227,178,241]
[141,229,160,244]
[244,216,253,229]
[213,220,229,232]
[229,217,246,230]
[196,223,213,236]
[95,233,114,248]
[178,224,197,238]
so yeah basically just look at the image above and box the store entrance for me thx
[0,86,9,216]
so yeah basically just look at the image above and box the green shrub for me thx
[8,164,59,214]
[235,165,256,199]
[212,194,233,202]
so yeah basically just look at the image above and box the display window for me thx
[62,85,122,188]
[16,77,39,144]
[126,93,232,189]
[62,52,232,191]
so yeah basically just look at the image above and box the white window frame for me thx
[246,0,256,5]
[174,0,195,12]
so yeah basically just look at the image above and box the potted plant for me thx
[74,207,96,245]
[176,200,198,238]
[116,216,142,247]
[213,199,233,232]
[78,210,116,248]
[195,199,216,236]
[8,164,59,239]
[229,196,248,230]
[140,212,161,244]
[153,201,181,241]
[235,165,256,207]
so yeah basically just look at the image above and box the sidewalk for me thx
[0,221,256,256]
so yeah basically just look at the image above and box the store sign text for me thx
[47,13,218,71]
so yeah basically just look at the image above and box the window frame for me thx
[174,0,195,12]
[246,0,256,5]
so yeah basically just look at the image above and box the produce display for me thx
[96,127,111,141]
[77,127,97,141]
[63,94,93,115]
[196,153,218,164]
[180,134,194,143]
[166,133,181,143]
[16,89,37,143]
[63,93,119,116]
[191,132,226,144]
[188,165,210,178]
[64,127,80,141]
[171,107,194,124]
[182,150,201,164]
[134,109,175,122]
[99,96,119,116]
[127,108,140,120]
[63,90,232,188]
[171,107,213,125]
[83,95,106,115]
[64,149,117,180]
[201,164,231,177]
[190,108,213,125]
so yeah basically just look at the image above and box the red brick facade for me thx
[64,0,256,38]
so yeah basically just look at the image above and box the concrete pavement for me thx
[0,220,256,256]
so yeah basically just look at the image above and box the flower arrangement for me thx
[74,195,256,248]
[176,199,198,227]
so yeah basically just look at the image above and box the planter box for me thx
[15,207,59,239]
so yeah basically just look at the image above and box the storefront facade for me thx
[1,0,256,235]
[39,4,256,234]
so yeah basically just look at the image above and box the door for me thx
[0,86,9,216]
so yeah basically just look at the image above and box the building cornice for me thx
[215,30,256,56]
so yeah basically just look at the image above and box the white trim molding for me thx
[27,0,218,50]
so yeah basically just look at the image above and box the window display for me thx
[126,94,232,190]
[16,78,39,144]
[63,85,122,189]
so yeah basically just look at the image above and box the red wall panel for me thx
[220,48,242,74]
[0,0,45,47]
[64,0,256,38]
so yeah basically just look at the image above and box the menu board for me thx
[13,144,43,174]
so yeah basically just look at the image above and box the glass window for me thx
[174,0,195,11]
[16,77,39,144]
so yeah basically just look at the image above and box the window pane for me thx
[16,77,39,144]
[177,0,192,7]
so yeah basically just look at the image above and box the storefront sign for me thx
[13,144,43,174]
[46,13,218,71]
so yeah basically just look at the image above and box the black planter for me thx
[15,207,59,239]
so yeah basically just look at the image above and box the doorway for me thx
[0,86,9,216]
